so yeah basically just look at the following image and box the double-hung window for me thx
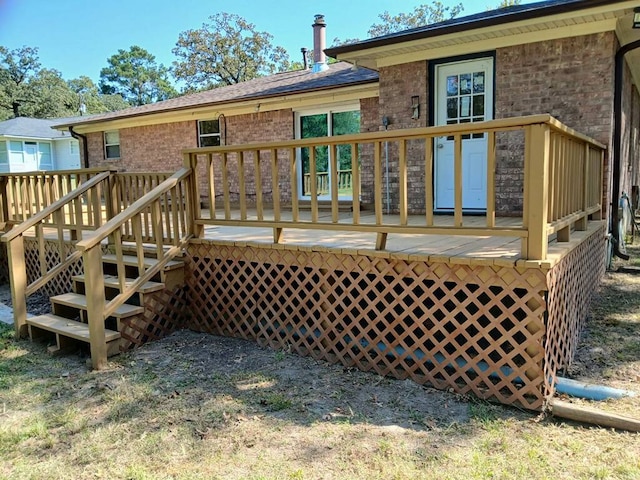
[104,131,120,159]
[198,120,221,147]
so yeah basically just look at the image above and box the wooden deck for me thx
[199,209,603,269]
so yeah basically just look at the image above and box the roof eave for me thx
[325,0,621,58]
[54,77,379,130]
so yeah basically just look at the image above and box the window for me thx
[0,141,7,164]
[104,131,120,159]
[70,140,79,155]
[198,119,221,147]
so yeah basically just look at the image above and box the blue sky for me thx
[0,0,534,84]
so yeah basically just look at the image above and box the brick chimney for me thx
[312,14,329,73]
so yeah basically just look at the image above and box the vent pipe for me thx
[312,14,329,73]
[301,47,309,70]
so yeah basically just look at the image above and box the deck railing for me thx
[303,169,354,195]
[184,114,605,260]
[0,168,111,231]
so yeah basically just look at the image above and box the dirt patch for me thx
[0,284,51,316]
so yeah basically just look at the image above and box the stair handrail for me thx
[75,167,194,253]
[76,167,196,370]
[1,170,113,243]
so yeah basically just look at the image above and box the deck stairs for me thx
[25,245,185,358]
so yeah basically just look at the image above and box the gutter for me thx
[611,38,640,260]
[69,126,89,169]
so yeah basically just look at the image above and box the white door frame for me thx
[433,57,494,211]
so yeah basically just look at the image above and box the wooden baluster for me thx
[330,144,339,224]
[239,151,247,221]
[132,216,145,277]
[577,143,590,231]
[351,143,360,225]
[55,208,65,263]
[73,191,83,241]
[151,200,164,258]
[254,150,263,221]
[36,223,46,285]
[486,131,496,228]
[309,146,318,223]
[374,141,386,250]
[454,134,463,228]
[0,176,8,231]
[222,153,231,220]
[399,139,408,226]
[171,186,180,246]
[290,148,299,223]
[208,153,216,220]
[113,228,126,293]
[271,148,282,243]
[177,179,187,238]
[425,137,434,227]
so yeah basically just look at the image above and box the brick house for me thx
[55,0,640,222]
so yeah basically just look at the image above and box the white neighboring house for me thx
[0,117,81,173]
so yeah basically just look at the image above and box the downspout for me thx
[69,126,89,169]
[612,38,640,260]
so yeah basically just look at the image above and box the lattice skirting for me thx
[185,243,550,410]
[23,237,85,297]
[543,224,607,397]
[118,285,190,351]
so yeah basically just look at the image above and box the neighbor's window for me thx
[0,141,7,164]
[198,119,221,147]
[70,140,79,156]
[104,131,120,159]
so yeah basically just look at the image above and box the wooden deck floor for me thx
[198,210,603,268]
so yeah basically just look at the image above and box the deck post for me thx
[6,235,28,338]
[523,123,550,260]
[184,153,204,238]
[83,245,108,370]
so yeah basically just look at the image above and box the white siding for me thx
[54,138,81,170]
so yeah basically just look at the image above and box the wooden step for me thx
[27,314,121,343]
[72,274,165,294]
[101,254,184,271]
[51,293,143,318]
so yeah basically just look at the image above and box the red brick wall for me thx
[359,61,427,211]
[85,121,196,172]
[494,32,616,215]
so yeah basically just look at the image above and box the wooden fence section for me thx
[0,168,111,231]
[184,115,605,261]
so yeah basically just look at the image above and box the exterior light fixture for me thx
[411,95,420,120]
[634,7,640,29]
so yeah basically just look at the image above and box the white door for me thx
[434,58,493,211]
[23,142,39,172]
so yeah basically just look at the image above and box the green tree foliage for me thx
[0,45,131,120]
[99,45,177,106]
[368,1,464,37]
[172,13,292,91]
[493,0,522,7]
[0,46,41,119]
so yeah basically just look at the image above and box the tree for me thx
[0,46,41,119]
[172,13,291,91]
[68,76,130,114]
[493,0,522,7]
[99,45,177,106]
[367,1,464,37]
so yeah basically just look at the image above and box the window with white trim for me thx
[0,141,7,164]
[198,119,221,147]
[104,131,120,159]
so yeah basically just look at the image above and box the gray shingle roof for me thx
[0,117,71,139]
[54,62,379,128]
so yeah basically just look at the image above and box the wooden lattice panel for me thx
[118,285,189,351]
[543,225,606,398]
[185,243,549,410]
[23,238,84,297]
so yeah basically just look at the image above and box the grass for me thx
[1,247,640,479]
